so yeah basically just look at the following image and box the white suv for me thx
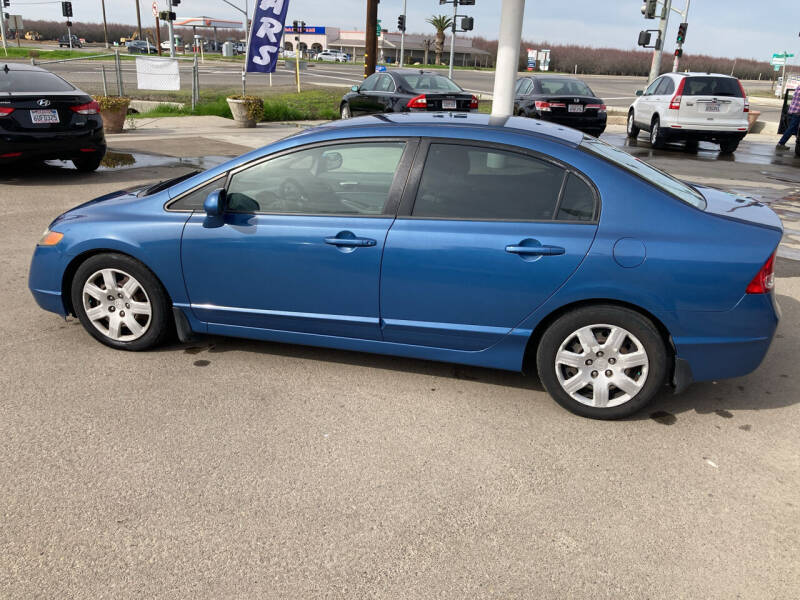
[318,50,348,63]
[627,72,749,154]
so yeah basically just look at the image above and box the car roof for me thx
[303,112,585,147]
[1,62,47,72]
[389,69,453,77]
[674,72,738,79]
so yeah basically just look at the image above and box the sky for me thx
[7,0,798,62]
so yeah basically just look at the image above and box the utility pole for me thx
[671,0,690,72]
[364,0,378,78]
[399,0,406,67]
[491,0,524,117]
[0,6,7,57]
[167,0,175,57]
[647,0,672,84]
[101,0,109,48]
[135,0,143,40]
[448,0,457,79]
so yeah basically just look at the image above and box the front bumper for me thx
[29,244,69,317]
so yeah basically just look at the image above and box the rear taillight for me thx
[469,94,479,109]
[746,253,776,294]
[586,104,607,112]
[669,77,686,110]
[70,100,100,115]
[534,100,551,112]
[406,94,427,109]
[0,107,14,117]
[736,80,749,112]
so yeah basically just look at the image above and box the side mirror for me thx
[321,151,343,172]
[350,84,360,92]
[204,188,226,216]
[635,90,643,96]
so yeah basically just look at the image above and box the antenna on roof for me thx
[3,64,9,74]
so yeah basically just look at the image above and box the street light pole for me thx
[491,0,524,117]
[448,0,457,79]
[647,0,672,85]
[167,0,175,57]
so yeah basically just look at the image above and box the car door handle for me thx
[325,237,376,247]
[505,244,565,256]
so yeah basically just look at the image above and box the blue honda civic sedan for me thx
[29,113,782,419]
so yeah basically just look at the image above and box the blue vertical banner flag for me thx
[246,0,290,73]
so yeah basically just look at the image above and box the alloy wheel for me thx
[554,324,649,408]
[82,268,152,342]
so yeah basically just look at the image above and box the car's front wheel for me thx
[536,305,668,419]
[71,253,172,351]
[340,103,351,119]
[626,110,640,138]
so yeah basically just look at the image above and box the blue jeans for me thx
[779,113,800,145]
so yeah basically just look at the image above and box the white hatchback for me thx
[318,50,348,63]
[627,72,749,154]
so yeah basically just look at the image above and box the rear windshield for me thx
[580,136,707,210]
[682,76,743,97]
[397,74,463,93]
[538,78,594,96]
[0,69,75,93]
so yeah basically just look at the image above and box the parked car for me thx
[513,75,607,137]
[318,50,348,62]
[340,69,478,118]
[58,34,82,48]
[627,72,749,153]
[0,63,105,171]
[28,113,782,419]
[126,40,158,54]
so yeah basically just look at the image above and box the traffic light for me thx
[637,30,652,47]
[674,48,683,58]
[172,0,180,5]
[61,1,72,18]
[2,0,9,8]
[461,17,474,31]
[641,0,657,19]
[459,0,476,4]
[397,15,406,32]
[292,20,306,33]
[66,20,72,27]
[676,22,688,44]
[159,10,175,21]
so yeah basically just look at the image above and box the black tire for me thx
[71,253,172,351]
[340,103,351,119]
[719,140,739,154]
[536,305,668,420]
[649,116,667,149]
[72,153,105,172]
[684,139,699,153]
[626,110,640,138]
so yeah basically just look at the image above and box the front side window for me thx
[226,142,406,215]
[412,144,569,221]
[360,74,380,92]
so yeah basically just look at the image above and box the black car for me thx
[513,75,607,136]
[0,64,106,171]
[340,69,478,119]
[58,35,82,48]
[126,40,159,54]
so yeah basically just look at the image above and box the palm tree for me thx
[426,15,453,65]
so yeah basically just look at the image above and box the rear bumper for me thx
[668,292,780,383]
[533,112,607,134]
[664,126,748,142]
[0,126,106,164]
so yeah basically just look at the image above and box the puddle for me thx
[44,151,230,172]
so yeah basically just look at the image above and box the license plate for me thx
[568,104,584,113]
[30,109,59,124]
[705,103,720,112]
[442,99,457,110]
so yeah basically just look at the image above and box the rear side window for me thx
[169,175,226,211]
[0,70,75,93]
[655,78,675,95]
[682,76,743,97]
[412,144,570,221]
[557,174,596,221]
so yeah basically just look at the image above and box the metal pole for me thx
[647,0,672,85]
[491,0,524,117]
[448,0,457,79]
[399,0,406,67]
[0,10,8,57]
[135,0,143,40]
[364,0,378,78]
[101,0,109,48]
[295,45,301,92]
[68,24,73,50]
[115,49,124,96]
[167,0,176,58]
[672,0,690,72]
[101,63,108,95]
[191,54,197,110]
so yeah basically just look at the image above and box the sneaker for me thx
[776,143,789,150]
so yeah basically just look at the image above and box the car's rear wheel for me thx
[71,253,172,351]
[719,139,740,154]
[650,116,667,149]
[340,103,351,119]
[72,153,104,172]
[626,110,640,138]
[684,139,699,153]
[536,305,668,419]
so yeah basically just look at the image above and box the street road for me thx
[1,127,799,598]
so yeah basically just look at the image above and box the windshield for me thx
[580,136,707,210]
[398,74,463,93]
[0,70,75,93]
[682,76,743,97]
[538,78,594,96]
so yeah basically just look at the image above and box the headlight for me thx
[38,229,64,246]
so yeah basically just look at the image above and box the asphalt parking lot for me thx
[2,137,799,598]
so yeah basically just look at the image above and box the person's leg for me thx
[778,113,800,145]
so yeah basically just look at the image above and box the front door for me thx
[181,139,414,340]
[380,142,599,351]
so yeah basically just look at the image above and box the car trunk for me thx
[416,92,473,111]
[0,94,95,133]
[695,185,783,232]
[676,76,749,129]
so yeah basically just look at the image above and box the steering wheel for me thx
[279,178,308,207]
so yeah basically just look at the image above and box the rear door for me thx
[379,141,599,351]
[677,76,748,129]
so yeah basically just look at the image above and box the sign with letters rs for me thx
[246,0,290,73]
